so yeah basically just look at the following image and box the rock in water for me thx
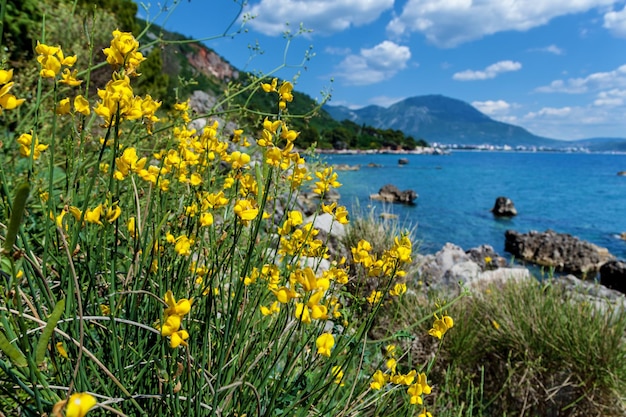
[369,184,417,204]
[504,229,614,276]
[491,196,517,217]
[600,260,626,295]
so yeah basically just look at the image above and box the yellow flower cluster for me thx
[103,29,145,76]
[312,167,341,195]
[278,217,327,259]
[261,78,294,110]
[36,42,78,79]
[321,202,349,225]
[160,291,192,348]
[428,313,454,339]
[352,235,412,281]
[370,344,432,412]
[0,69,25,114]
[55,202,121,229]
[16,133,48,160]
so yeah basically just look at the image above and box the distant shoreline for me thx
[314,147,626,155]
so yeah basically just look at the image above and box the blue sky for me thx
[136,0,626,140]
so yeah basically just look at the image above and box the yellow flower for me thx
[56,97,71,115]
[200,212,214,227]
[260,301,280,316]
[233,199,259,223]
[389,283,407,297]
[164,291,193,317]
[174,235,194,256]
[16,133,48,160]
[35,41,60,57]
[56,342,69,359]
[278,81,294,110]
[65,392,97,417]
[160,313,182,337]
[103,30,144,75]
[272,286,299,304]
[104,202,121,223]
[228,150,251,169]
[74,95,90,115]
[313,167,342,195]
[294,302,311,324]
[331,366,345,386]
[366,290,382,305]
[0,69,25,114]
[0,69,14,84]
[127,217,137,238]
[37,54,61,78]
[59,68,82,86]
[428,314,454,339]
[335,205,349,224]
[170,329,189,348]
[83,205,103,225]
[407,383,424,405]
[316,332,334,357]
[261,78,278,93]
[370,370,387,390]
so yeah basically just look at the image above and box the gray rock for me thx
[466,244,508,268]
[305,213,345,239]
[370,184,417,205]
[491,196,517,217]
[504,229,614,276]
[600,260,626,295]
[417,243,529,291]
[553,274,626,314]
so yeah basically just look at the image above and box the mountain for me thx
[325,95,564,148]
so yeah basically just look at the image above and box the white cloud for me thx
[529,44,565,55]
[325,46,352,55]
[453,60,522,81]
[517,104,626,139]
[387,0,615,47]
[245,0,393,36]
[535,64,626,93]
[472,99,511,115]
[524,106,573,119]
[368,95,406,107]
[334,41,411,85]
[604,5,626,37]
[593,88,626,106]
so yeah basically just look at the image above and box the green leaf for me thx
[2,182,30,254]
[0,330,27,367]
[35,298,65,366]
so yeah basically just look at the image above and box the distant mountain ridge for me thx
[324,95,626,150]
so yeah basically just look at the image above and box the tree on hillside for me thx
[135,47,170,103]
[1,0,43,61]
[74,0,138,33]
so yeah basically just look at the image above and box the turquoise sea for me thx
[320,151,626,260]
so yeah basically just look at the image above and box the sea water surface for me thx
[321,151,626,260]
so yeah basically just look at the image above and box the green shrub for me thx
[0,7,447,417]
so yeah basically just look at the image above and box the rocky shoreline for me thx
[414,242,626,312]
